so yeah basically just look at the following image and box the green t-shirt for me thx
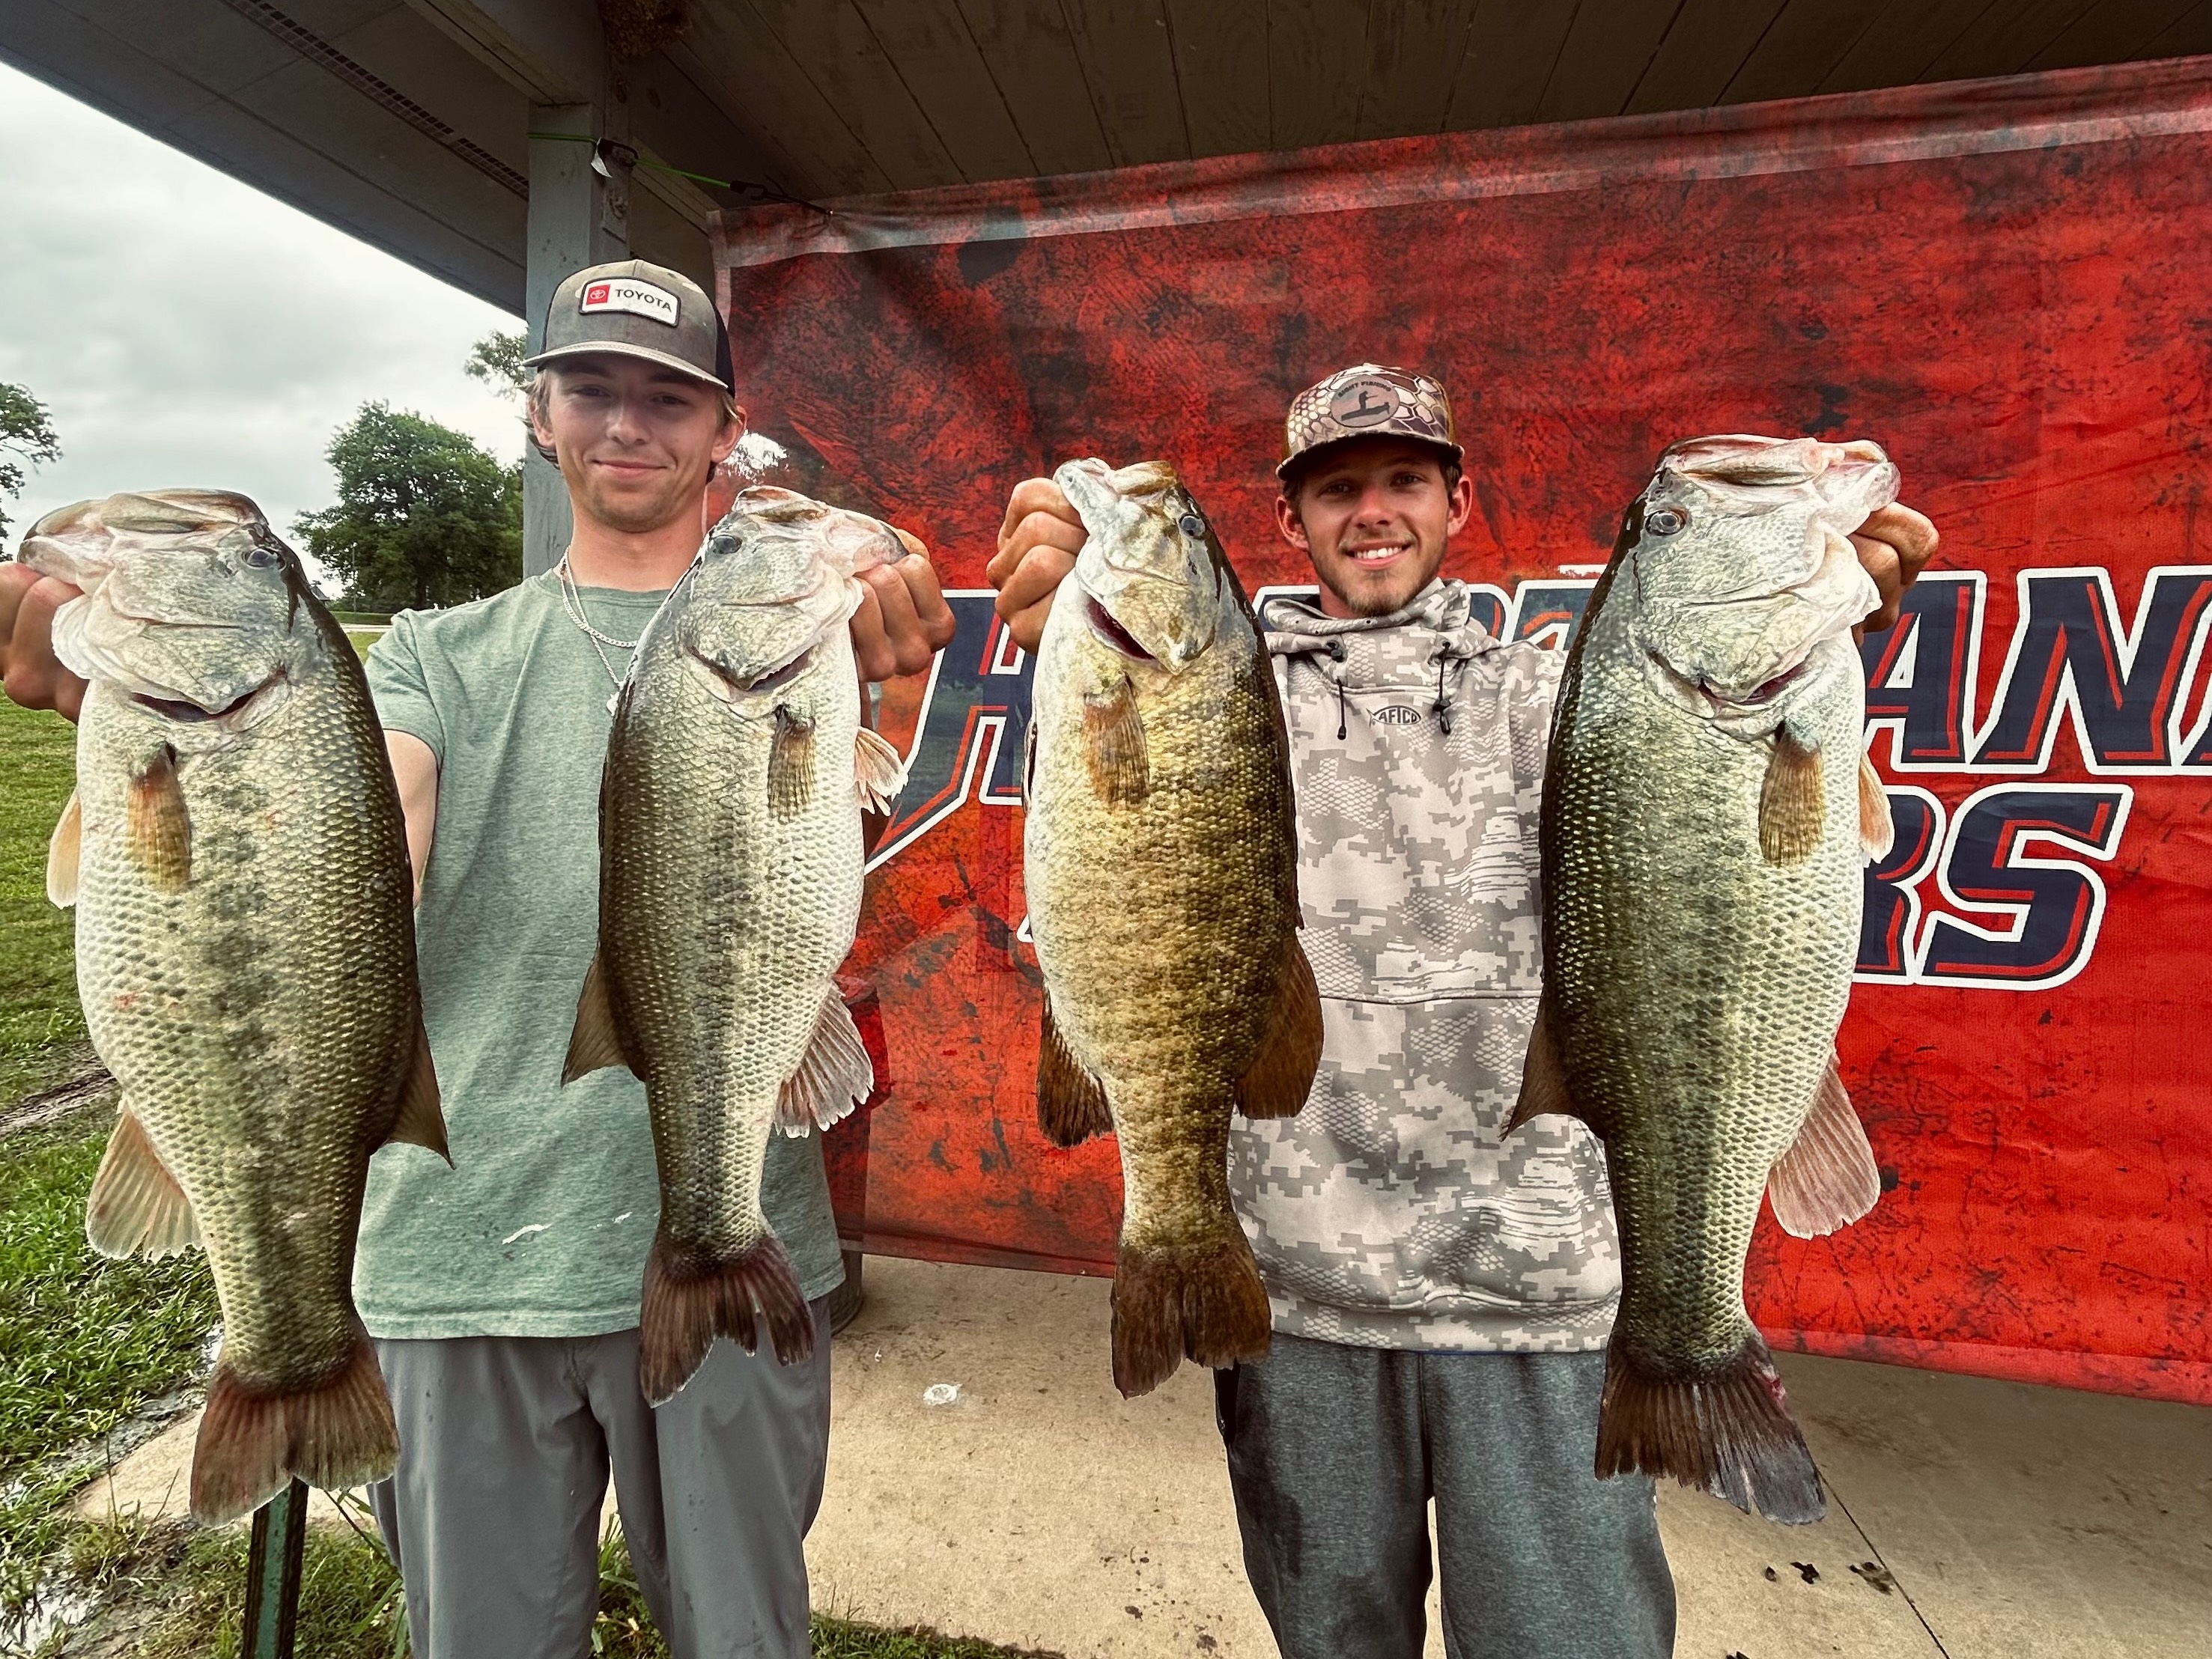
[354,572,844,1339]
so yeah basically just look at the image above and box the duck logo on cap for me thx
[580,278,680,326]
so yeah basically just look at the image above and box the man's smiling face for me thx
[532,353,741,537]
[1277,438,1476,618]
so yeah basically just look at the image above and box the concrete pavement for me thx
[77,1254,2211,1657]
[811,1257,2209,1659]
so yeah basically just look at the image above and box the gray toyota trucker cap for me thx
[522,258,735,392]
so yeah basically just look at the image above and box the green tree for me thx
[292,403,520,612]
[465,329,530,395]
[0,382,61,543]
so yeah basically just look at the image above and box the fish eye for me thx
[1645,507,1689,538]
[1177,513,1206,539]
[240,543,285,569]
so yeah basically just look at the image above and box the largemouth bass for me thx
[564,487,908,1404]
[1024,460,1320,1398]
[26,490,445,1525]
[1511,436,1897,1523]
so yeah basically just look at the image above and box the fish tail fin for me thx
[1110,1228,1272,1399]
[639,1228,815,1406]
[191,1321,398,1525]
[1596,1334,1825,1525]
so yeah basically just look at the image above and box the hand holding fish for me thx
[988,477,1088,653]
[851,524,957,680]
[990,475,1939,649]
[1847,502,1939,634]
[0,559,88,719]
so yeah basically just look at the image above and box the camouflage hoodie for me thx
[1228,578,1620,1352]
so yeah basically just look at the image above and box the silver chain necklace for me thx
[553,555,639,713]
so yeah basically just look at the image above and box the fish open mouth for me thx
[1646,650,1810,716]
[130,673,281,725]
[1085,596,1155,663]
[1743,662,1808,704]
[741,648,813,694]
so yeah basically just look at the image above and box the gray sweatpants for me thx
[368,1303,832,1659]
[1215,1336,1674,1659]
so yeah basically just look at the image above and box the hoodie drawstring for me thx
[1330,639,1349,740]
[1434,654,1454,735]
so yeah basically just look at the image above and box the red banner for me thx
[714,57,2212,1404]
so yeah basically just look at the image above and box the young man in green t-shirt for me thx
[0,258,954,1658]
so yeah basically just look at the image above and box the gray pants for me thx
[1215,1336,1674,1659]
[368,1304,833,1659]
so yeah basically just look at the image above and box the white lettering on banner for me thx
[875,569,2212,992]
[580,278,680,326]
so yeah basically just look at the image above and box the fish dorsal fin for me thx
[1036,991,1113,1147]
[1082,677,1149,807]
[1233,937,1322,1119]
[1503,999,1586,1137]
[562,949,637,1084]
[383,1011,451,1163]
[775,987,872,1136]
[852,725,907,812]
[85,1106,201,1259]
[129,746,192,891]
[1766,1056,1883,1238]
[1858,752,1895,861]
[1758,726,1823,865]
[46,791,82,908]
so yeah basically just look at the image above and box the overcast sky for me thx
[0,59,523,553]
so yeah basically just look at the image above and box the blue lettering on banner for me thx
[877,571,2195,990]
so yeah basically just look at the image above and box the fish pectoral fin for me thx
[562,949,638,1085]
[1858,752,1895,861]
[1503,999,1587,1137]
[775,987,873,1136]
[128,745,192,891]
[85,1106,201,1260]
[1758,726,1823,865]
[768,706,816,821]
[46,790,81,908]
[1766,1055,1883,1238]
[852,725,908,813]
[1083,677,1149,807]
[1233,937,1322,1119]
[383,1011,452,1163]
[1036,991,1113,1148]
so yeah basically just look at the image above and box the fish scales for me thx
[1030,608,1285,1225]
[1519,436,1898,1524]
[28,489,440,1524]
[569,487,903,1404]
[1024,459,1320,1398]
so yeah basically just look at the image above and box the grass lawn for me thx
[55,1512,1057,1659]
[0,700,86,1106]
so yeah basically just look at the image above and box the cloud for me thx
[0,61,523,553]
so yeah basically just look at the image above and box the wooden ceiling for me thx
[6,0,2204,313]
[666,0,2212,201]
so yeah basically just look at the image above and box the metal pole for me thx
[242,1479,308,1659]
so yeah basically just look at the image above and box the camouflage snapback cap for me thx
[1279,362,1461,479]
[523,258,735,393]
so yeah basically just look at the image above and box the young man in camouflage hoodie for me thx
[989,363,1935,1659]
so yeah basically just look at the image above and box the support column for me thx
[522,97,633,576]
